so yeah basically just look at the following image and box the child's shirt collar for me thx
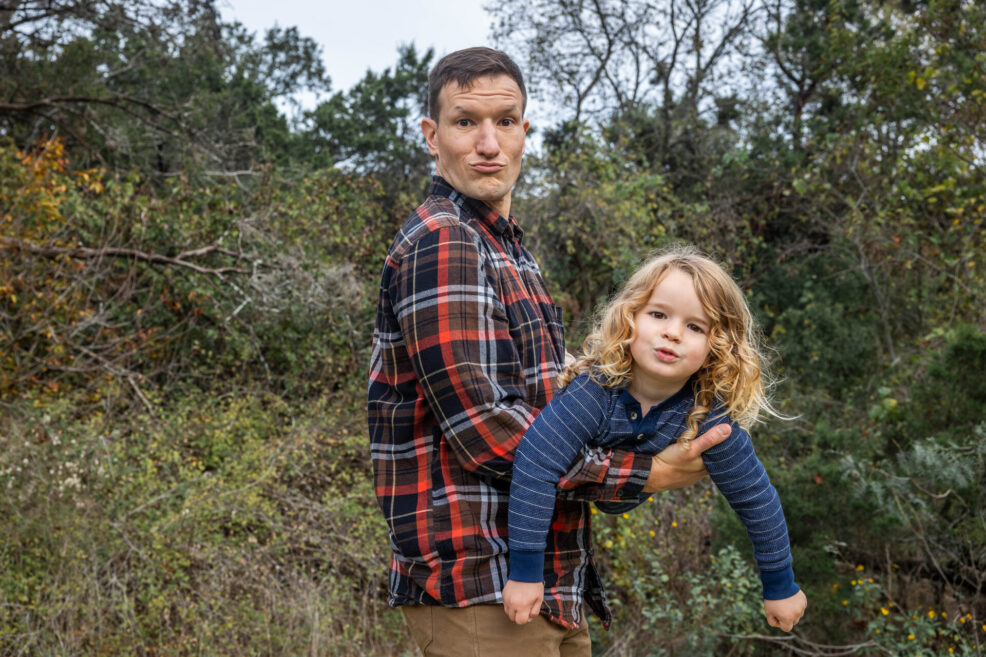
[618,381,694,436]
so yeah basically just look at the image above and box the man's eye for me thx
[456,119,471,127]
[501,118,515,126]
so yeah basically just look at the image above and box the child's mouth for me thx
[656,348,677,362]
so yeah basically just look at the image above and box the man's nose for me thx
[475,121,501,158]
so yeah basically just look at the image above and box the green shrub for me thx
[0,389,407,656]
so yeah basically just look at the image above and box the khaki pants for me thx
[401,604,590,657]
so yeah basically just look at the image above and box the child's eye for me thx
[688,324,705,333]
[649,311,666,319]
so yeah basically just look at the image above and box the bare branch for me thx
[0,238,250,276]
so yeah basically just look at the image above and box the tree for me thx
[304,44,434,195]
[0,0,331,179]
[493,0,757,187]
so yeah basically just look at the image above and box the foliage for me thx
[590,485,766,655]
[304,43,435,194]
[0,0,331,178]
[0,136,406,400]
[0,389,406,656]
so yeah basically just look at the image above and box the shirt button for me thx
[636,434,645,441]
[630,412,638,420]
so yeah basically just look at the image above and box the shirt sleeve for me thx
[701,419,800,600]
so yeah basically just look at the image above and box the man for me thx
[367,47,731,656]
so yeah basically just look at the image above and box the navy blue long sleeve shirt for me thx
[507,372,800,600]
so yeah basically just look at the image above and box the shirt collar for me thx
[618,378,695,419]
[429,175,524,242]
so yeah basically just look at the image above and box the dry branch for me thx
[0,237,250,276]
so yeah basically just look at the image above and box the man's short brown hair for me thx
[428,47,527,122]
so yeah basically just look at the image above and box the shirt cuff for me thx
[617,452,650,499]
[509,549,545,583]
[760,566,800,600]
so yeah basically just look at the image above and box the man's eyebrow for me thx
[449,103,522,116]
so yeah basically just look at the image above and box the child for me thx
[503,245,807,631]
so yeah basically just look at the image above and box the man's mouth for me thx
[471,162,505,173]
[655,348,678,362]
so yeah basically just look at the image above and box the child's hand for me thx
[764,590,807,631]
[502,579,544,625]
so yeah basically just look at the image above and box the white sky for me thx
[221,0,496,94]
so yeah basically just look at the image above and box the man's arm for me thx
[557,424,732,503]
[392,224,530,481]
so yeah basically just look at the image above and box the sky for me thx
[220,0,497,95]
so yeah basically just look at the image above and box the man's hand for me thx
[764,590,807,631]
[502,580,544,625]
[642,424,731,493]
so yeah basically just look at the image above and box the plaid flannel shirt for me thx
[367,177,652,629]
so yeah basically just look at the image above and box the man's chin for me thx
[466,183,509,204]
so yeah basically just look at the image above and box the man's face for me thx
[421,75,529,218]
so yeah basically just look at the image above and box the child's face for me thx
[629,269,712,396]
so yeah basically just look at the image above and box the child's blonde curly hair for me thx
[559,244,778,442]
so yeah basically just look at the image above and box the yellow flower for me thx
[867,578,874,583]
[590,508,597,514]
[875,629,881,634]
[842,600,849,606]
[622,513,629,519]
[929,610,936,618]
[647,496,654,502]
[671,521,677,527]
[881,608,889,616]
[960,617,966,624]
[648,530,655,537]
[908,634,915,641]
[851,580,857,586]
[856,565,865,571]
[832,583,839,591]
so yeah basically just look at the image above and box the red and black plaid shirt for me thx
[367,177,651,629]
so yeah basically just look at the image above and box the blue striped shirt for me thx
[508,372,800,600]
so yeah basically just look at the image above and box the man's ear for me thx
[421,117,439,156]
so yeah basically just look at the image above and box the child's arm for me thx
[700,421,802,610]
[764,590,808,631]
[502,580,544,625]
[507,375,609,590]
